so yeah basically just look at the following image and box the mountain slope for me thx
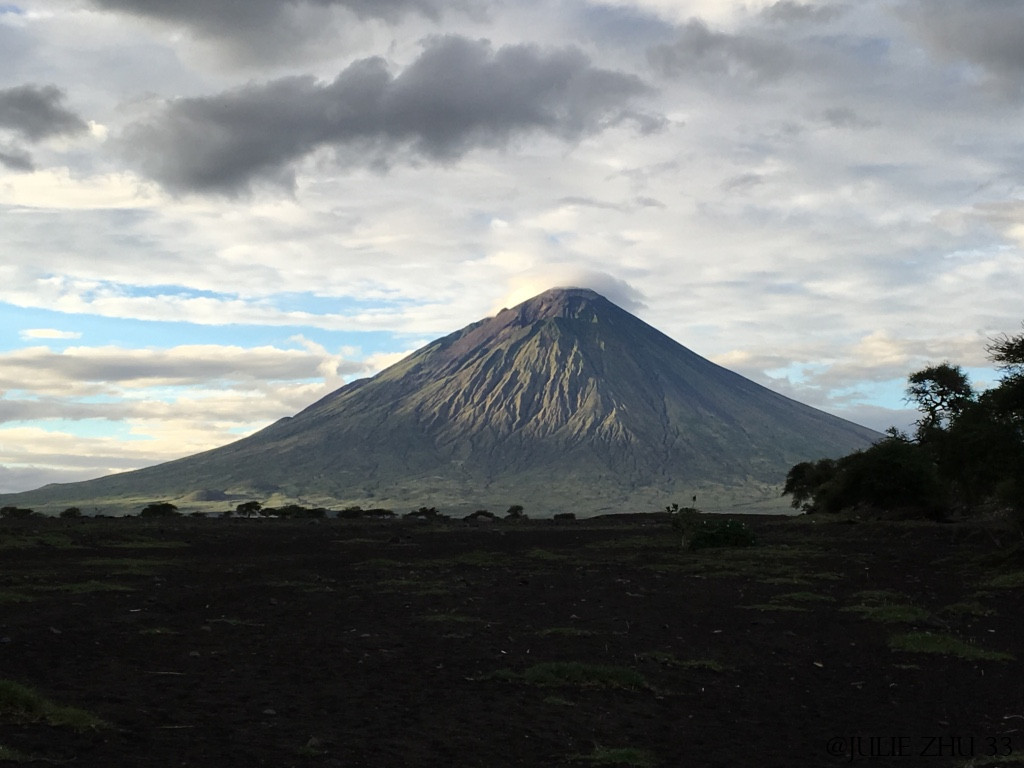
[1,288,879,514]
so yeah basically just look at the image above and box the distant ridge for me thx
[0,288,879,515]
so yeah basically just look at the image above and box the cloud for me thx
[84,0,459,61]
[0,339,385,492]
[648,18,795,82]
[820,106,876,129]
[494,269,646,314]
[19,329,83,340]
[0,84,89,141]
[0,146,33,171]
[761,1,845,25]
[67,1,461,68]
[899,0,1024,97]
[120,35,653,195]
[88,0,449,27]
[0,462,130,496]
[0,343,365,395]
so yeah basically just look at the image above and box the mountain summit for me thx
[3,288,879,514]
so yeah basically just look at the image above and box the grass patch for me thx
[842,604,933,623]
[83,557,175,575]
[263,579,337,592]
[525,548,572,562]
[537,627,597,637]
[843,590,932,624]
[889,632,1014,661]
[742,603,808,612]
[772,591,835,604]
[637,652,727,672]
[354,558,407,569]
[419,612,483,624]
[941,601,996,618]
[376,578,450,595]
[648,544,835,584]
[0,590,34,604]
[0,680,106,731]
[0,743,31,762]
[983,571,1024,589]
[32,580,134,594]
[492,662,648,690]
[746,590,836,612]
[850,589,909,603]
[208,618,265,627]
[572,745,658,766]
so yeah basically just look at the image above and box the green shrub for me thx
[0,680,106,730]
[889,632,1014,661]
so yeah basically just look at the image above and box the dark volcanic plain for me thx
[1,514,1022,767]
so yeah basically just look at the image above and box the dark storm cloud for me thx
[648,19,794,82]
[121,36,653,195]
[84,0,463,59]
[900,0,1024,95]
[89,0,448,26]
[0,84,89,141]
[0,147,33,171]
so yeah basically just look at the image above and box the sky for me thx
[1,0,1023,494]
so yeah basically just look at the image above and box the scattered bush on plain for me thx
[139,502,179,518]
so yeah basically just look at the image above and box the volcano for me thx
[2,288,879,514]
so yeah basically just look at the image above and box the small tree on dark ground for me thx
[405,507,442,521]
[140,502,179,518]
[504,505,526,521]
[236,501,262,518]
[60,507,82,519]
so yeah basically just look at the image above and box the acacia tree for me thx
[236,501,262,518]
[906,362,975,438]
[140,502,179,517]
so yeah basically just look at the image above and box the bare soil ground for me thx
[0,514,1022,767]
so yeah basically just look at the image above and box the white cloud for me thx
[0,168,161,209]
[19,328,82,340]
[0,343,364,395]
